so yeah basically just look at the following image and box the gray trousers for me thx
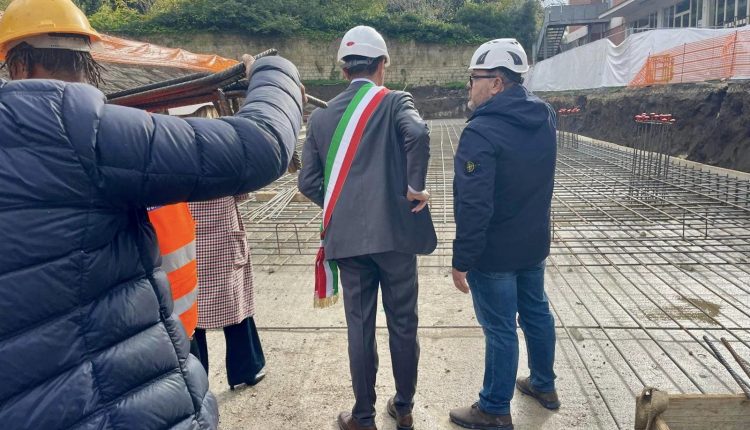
[337,251,420,427]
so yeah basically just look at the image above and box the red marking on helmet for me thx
[346,41,355,46]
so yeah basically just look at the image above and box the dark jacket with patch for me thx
[452,84,556,272]
[0,57,302,429]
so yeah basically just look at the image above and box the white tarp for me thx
[526,27,745,92]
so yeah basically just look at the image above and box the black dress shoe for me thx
[229,368,266,390]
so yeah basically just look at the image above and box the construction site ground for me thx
[203,119,750,430]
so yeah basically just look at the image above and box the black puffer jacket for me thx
[0,57,302,429]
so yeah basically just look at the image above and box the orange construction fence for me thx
[630,28,750,87]
[0,11,238,72]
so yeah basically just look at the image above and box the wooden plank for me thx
[660,394,750,430]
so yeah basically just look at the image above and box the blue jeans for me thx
[467,260,556,415]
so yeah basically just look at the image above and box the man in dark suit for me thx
[298,25,436,430]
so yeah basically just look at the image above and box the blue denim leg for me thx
[467,269,519,416]
[517,261,557,392]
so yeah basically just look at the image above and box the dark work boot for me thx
[337,412,377,430]
[515,376,561,410]
[387,397,414,430]
[449,403,513,430]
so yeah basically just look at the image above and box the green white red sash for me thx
[314,82,390,308]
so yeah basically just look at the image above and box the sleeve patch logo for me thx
[465,161,477,174]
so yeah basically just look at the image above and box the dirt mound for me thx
[309,81,750,174]
[540,82,750,173]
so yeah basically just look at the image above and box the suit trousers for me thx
[337,251,420,427]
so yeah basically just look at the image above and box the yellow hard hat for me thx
[0,0,101,61]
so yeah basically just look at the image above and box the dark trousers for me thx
[191,317,266,387]
[337,251,420,427]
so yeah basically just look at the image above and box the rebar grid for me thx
[238,120,750,428]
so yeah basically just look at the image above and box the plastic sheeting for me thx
[95,34,238,72]
[526,27,744,92]
[0,11,238,72]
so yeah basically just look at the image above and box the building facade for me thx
[605,0,749,42]
[554,0,749,53]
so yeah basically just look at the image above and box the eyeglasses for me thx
[468,74,499,88]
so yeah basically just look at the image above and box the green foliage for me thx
[89,0,142,31]
[76,0,540,48]
[455,0,541,51]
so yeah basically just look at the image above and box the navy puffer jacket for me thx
[0,57,302,429]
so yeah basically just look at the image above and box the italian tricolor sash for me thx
[314,82,390,308]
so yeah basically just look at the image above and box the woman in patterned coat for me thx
[189,192,266,390]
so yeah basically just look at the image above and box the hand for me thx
[452,268,470,294]
[242,54,256,80]
[288,150,302,174]
[300,83,308,105]
[406,189,430,213]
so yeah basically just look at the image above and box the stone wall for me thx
[139,33,475,85]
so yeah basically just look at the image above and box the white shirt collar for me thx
[351,78,376,85]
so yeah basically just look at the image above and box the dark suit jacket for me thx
[299,81,437,259]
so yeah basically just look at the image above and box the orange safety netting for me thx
[0,11,238,72]
[630,28,750,87]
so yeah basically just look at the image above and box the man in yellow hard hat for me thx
[0,0,305,428]
[0,0,104,84]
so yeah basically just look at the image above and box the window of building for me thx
[727,0,736,22]
[692,0,704,26]
[739,0,748,20]
[664,0,702,28]
[665,5,676,27]
[715,0,750,26]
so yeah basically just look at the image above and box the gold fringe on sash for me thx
[314,295,339,309]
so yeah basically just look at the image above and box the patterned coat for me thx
[189,194,255,329]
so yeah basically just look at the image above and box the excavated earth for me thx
[312,81,750,173]
[539,81,750,173]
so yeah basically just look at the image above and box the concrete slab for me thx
[212,120,750,429]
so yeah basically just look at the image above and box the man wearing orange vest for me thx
[148,203,199,338]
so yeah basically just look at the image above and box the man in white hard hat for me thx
[449,39,559,430]
[299,25,436,430]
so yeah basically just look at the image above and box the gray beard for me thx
[467,100,476,111]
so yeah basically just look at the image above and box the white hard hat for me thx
[468,38,529,74]
[337,25,390,67]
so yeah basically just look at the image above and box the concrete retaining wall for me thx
[138,33,475,85]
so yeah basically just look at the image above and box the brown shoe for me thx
[515,377,560,410]
[337,412,377,430]
[387,397,414,430]
[449,403,513,430]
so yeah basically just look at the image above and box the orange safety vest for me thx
[147,203,199,338]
